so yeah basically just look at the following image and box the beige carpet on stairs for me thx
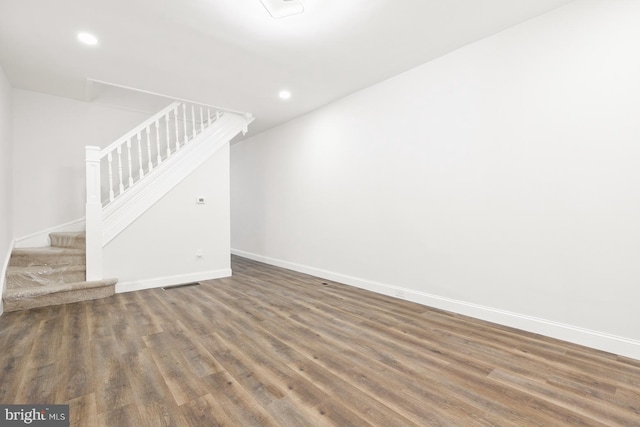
[3,232,117,312]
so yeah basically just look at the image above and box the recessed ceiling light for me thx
[279,90,292,100]
[259,0,304,19]
[77,32,98,46]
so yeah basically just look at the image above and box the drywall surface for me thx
[0,65,12,312]
[104,144,231,291]
[231,0,640,357]
[11,90,152,238]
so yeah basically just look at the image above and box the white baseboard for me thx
[231,248,640,361]
[14,218,85,248]
[115,268,232,293]
[0,238,15,317]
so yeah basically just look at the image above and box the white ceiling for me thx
[0,0,576,136]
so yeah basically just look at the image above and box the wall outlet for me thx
[196,249,203,257]
[196,197,206,204]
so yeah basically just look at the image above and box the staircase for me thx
[3,232,117,312]
[2,97,252,312]
[85,100,253,280]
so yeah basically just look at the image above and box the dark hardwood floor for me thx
[1,255,639,426]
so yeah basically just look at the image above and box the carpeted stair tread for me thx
[49,231,86,249]
[3,279,117,312]
[6,264,86,288]
[3,230,118,312]
[9,247,85,267]
[5,278,117,298]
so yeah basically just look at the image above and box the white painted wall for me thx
[0,65,13,314]
[11,90,153,239]
[104,144,231,291]
[231,0,640,358]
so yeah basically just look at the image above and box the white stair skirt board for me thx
[102,112,247,245]
[0,239,12,316]
[231,248,640,361]
[115,268,232,293]
[14,218,85,249]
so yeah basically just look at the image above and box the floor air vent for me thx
[162,282,200,290]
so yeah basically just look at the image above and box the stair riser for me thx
[7,270,86,289]
[9,252,85,267]
[49,233,86,249]
[3,286,115,312]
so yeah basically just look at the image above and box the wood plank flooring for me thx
[1,255,640,426]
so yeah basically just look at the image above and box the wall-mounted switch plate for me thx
[196,249,203,257]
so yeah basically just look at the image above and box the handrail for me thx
[96,100,241,206]
[100,101,181,157]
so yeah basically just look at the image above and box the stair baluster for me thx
[107,152,114,202]
[126,139,133,187]
[182,104,188,144]
[166,114,171,159]
[191,105,196,137]
[155,121,162,165]
[174,105,180,151]
[137,132,144,179]
[117,145,124,194]
[146,126,153,172]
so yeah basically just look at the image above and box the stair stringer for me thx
[102,112,252,245]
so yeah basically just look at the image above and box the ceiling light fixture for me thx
[259,0,304,19]
[77,32,98,46]
[279,90,292,100]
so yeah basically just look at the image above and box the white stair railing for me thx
[85,100,252,280]
[96,101,231,207]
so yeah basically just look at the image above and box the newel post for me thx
[85,146,103,281]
